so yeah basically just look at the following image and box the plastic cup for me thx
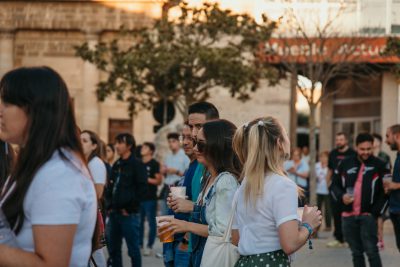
[346,187,354,198]
[170,186,186,199]
[297,207,304,221]
[156,215,174,243]
[383,176,392,185]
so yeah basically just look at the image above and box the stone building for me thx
[1,0,399,156]
[0,1,291,145]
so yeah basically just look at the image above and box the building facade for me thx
[1,0,399,154]
[0,1,291,145]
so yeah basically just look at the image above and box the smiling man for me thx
[331,133,389,267]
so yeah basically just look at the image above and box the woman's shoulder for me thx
[33,150,91,187]
[89,156,105,167]
[216,172,238,186]
[267,173,297,189]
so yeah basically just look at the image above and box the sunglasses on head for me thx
[196,140,206,153]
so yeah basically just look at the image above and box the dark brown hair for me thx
[0,66,85,233]
[202,119,241,179]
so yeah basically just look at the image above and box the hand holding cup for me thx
[302,205,322,230]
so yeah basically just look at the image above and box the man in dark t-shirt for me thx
[139,142,162,256]
[327,132,357,248]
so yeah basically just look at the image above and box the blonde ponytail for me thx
[233,117,288,205]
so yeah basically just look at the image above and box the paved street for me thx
[106,220,400,267]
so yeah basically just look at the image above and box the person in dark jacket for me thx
[331,133,389,267]
[105,133,147,267]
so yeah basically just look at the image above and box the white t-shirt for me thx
[88,156,107,185]
[284,160,309,188]
[315,162,329,195]
[232,173,298,256]
[164,149,190,185]
[16,149,97,267]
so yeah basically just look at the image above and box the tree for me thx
[383,37,400,80]
[264,2,382,205]
[75,1,279,121]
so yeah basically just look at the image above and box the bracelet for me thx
[301,222,314,249]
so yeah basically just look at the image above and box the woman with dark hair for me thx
[0,140,15,187]
[160,119,241,267]
[0,67,97,267]
[80,130,107,267]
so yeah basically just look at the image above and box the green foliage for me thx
[383,37,400,80]
[75,1,279,117]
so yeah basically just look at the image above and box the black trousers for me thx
[317,194,332,228]
[342,215,382,267]
[390,213,400,252]
[330,194,344,242]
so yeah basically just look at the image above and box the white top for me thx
[199,172,238,237]
[88,156,107,185]
[284,159,309,188]
[164,149,190,185]
[315,162,329,195]
[16,150,97,267]
[232,173,298,256]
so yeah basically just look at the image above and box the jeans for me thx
[342,215,382,267]
[190,204,208,267]
[106,212,141,267]
[330,194,344,242]
[317,194,332,228]
[390,212,400,252]
[163,240,191,267]
[140,200,157,249]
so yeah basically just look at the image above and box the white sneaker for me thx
[143,247,152,256]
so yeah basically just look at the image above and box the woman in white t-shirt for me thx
[81,130,107,267]
[231,117,322,267]
[0,67,97,267]
[315,151,332,232]
[81,130,107,199]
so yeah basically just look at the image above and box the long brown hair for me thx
[202,119,241,179]
[0,67,85,233]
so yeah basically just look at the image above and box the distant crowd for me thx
[0,66,398,267]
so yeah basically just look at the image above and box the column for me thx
[81,32,100,133]
[320,95,333,152]
[0,30,15,78]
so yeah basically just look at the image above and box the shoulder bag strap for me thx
[223,194,238,243]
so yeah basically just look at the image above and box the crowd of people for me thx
[0,65,399,267]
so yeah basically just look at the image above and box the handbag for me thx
[200,200,239,267]
[91,207,106,252]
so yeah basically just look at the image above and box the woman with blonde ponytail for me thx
[231,117,322,267]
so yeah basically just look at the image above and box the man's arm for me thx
[148,161,162,185]
[135,161,148,201]
[330,163,345,204]
[373,161,391,216]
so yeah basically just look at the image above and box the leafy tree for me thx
[75,1,279,120]
[383,37,400,79]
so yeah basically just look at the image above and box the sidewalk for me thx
[119,220,399,267]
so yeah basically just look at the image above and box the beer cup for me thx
[156,215,174,243]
